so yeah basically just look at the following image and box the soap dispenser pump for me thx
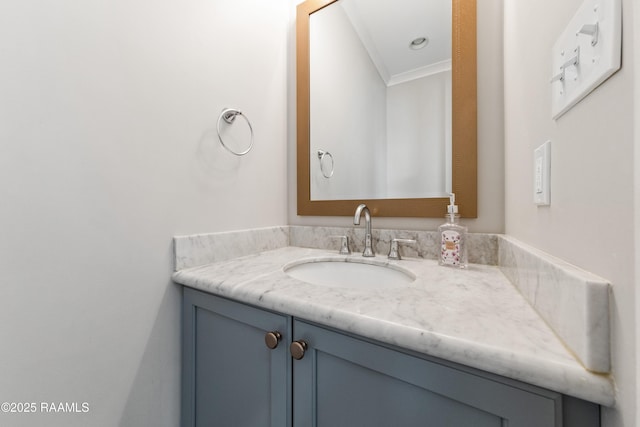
[438,193,468,268]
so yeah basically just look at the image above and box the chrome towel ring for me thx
[317,149,334,178]
[217,108,254,156]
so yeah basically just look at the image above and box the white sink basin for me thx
[283,258,415,290]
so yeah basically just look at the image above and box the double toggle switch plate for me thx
[550,0,621,119]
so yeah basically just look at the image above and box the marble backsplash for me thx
[174,225,499,270]
[174,226,289,270]
[498,236,610,373]
[173,225,610,373]
[289,226,499,265]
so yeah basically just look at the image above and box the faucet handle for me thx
[388,238,416,260]
[330,235,351,255]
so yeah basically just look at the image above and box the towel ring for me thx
[217,108,254,156]
[317,149,334,178]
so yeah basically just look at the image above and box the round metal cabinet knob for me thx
[264,331,282,350]
[290,340,308,360]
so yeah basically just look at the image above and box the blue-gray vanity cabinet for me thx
[182,288,291,427]
[182,288,600,427]
[291,320,600,427]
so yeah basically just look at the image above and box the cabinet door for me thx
[292,320,563,427]
[182,288,290,427]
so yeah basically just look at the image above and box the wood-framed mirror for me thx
[296,0,476,218]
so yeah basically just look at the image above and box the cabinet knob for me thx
[264,331,282,350]
[290,340,308,360]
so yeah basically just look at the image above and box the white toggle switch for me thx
[534,141,551,206]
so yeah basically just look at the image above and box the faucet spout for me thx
[354,204,374,257]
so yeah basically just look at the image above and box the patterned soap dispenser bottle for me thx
[438,193,468,268]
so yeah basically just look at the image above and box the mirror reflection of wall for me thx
[309,0,452,201]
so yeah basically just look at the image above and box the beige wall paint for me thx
[288,0,505,232]
[504,0,635,425]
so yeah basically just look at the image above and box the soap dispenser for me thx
[438,193,468,268]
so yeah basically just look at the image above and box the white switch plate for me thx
[534,141,551,206]
[551,0,621,119]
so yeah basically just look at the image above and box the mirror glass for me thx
[296,0,476,218]
[310,0,452,200]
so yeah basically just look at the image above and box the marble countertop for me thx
[172,246,614,406]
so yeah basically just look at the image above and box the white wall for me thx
[503,0,636,426]
[0,0,289,425]
[290,0,505,232]
[386,71,452,198]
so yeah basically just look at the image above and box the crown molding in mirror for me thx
[296,0,476,218]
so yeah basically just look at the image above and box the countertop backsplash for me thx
[288,226,499,265]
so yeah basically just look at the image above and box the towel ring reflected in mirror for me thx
[296,0,477,217]
[317,149,334,178]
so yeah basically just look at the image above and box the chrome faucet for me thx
[354,204,374,257]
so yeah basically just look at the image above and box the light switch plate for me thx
[551,0,621,119]
[534,141,551,206]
